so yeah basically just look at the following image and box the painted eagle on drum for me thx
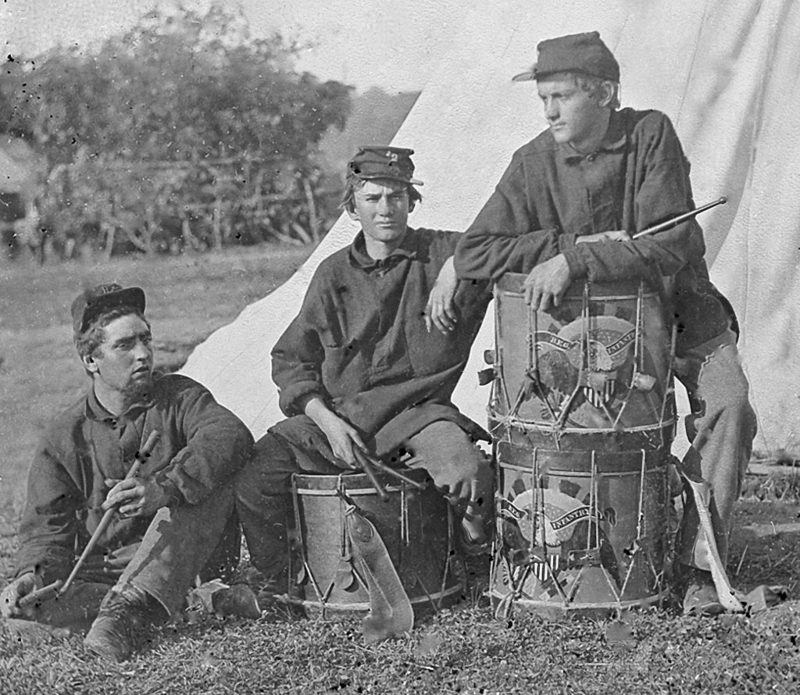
[498,486,622,591]
[535,315,636,408]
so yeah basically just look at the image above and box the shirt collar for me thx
[84,381,155,425]
[560,109,628,163]
[349,227,419,270]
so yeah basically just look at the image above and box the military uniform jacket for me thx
[455,107,733,352]
[271,227,492,455]
[14,373,254,585]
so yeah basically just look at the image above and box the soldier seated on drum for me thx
[235,146,494,593]
[0,284,254,661]
[454,32,757,615]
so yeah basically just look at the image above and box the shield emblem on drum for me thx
[535,316,636,409]
[498,487,623,592]
[500,488,590,546]
[499,488,602,581]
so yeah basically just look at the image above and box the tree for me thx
[0,4,352,257]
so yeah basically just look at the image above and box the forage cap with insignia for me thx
[347,146,423,186]
[71,283,146,343]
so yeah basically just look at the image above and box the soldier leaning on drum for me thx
[235,146,495,594]
[454,32,758,615]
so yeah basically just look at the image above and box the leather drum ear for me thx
[346,506,413,642]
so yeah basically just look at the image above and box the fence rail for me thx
[7,157,344,262]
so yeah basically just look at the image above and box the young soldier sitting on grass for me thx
[235,147,495,595]
[0,284,253,661]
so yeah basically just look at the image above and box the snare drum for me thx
[488,275,674,616]
[289,469,462,615]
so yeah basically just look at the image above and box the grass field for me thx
[0,245,313,508]
[1,248,800,694]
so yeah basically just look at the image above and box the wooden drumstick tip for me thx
[354,448,389,502]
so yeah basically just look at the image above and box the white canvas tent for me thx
[183,0,800,455]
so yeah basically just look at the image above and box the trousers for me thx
[675,329,757,570]
[15,486,237,632]
[235,417,493,577]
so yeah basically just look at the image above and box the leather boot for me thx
[84,583,154,662]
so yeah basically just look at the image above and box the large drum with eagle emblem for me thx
[487,273,675,616]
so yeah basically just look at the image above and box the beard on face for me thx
[122,370,154,403]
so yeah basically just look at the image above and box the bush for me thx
[0,4,352,258]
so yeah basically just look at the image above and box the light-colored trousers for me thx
[675,329,757,570]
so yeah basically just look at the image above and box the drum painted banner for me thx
[490,275,675,436]
[289,469,462,615]
[487,274,675,616]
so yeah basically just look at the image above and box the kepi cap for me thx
[513,31,620,83]
[347,146,423,186]
[71,283,146,341]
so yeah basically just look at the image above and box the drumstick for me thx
[22,430,161,606]
[631,197,727,240]
[363,456,427,491]
[62,429,162,594]
[353,447,389,502]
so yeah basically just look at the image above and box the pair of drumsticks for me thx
[352,448,425,501]
[20,430,162,608]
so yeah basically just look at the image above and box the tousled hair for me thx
[544,71,621,110]
[340,177,422,214]
[76,306,150,367]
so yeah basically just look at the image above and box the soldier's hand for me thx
[575,230,631,244]
[103,477,171,517]
[523,254,572,311]
[0,572,42,618]
[443,477,479,507]
[425,256,459,334]
[319,416,367,470]
[305,399,367,469]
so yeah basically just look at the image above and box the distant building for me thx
[0,133,45,260]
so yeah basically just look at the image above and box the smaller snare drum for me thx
[289,469,462,615]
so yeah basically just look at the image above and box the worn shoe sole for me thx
[683,583,725,616]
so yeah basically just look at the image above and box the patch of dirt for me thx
[735,499,800,526]
[730,500,800,594]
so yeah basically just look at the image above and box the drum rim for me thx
[495,273,662,300]
[487,588,668,612]
[290,582,464,612]
[292,467,429,490]
[491,414,677,434]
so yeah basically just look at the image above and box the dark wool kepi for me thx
[513,31,620,83]
[71,283,146,341]
[347,146,423,186]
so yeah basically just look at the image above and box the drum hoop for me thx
[497,414,677,434]
[497,289,661,302]
[291,582,463,612]
[295,484,410,496]
[487,589,668,612]
[498,461,663,476]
